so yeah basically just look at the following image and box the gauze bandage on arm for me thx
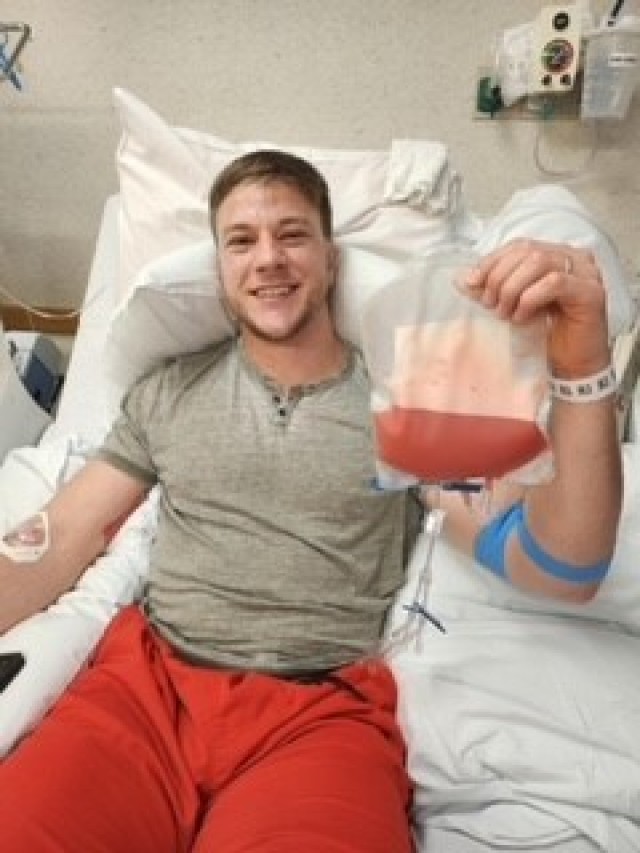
[0,512,50,564]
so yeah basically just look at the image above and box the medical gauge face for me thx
[541,38,574,74]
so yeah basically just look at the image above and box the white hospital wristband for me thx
[549,364,617,402]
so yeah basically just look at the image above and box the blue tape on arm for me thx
[473,503,525,579]
[517,516,611,584]
[474,501,611,584]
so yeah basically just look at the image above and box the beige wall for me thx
[1,0,638,309]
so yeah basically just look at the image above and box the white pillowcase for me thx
[426,442,640,634]
[113,87,459,302]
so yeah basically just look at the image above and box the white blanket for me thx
[393,618,640,852]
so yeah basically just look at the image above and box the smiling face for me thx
[215,179,338,352]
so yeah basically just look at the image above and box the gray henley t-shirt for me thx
[98,338,420,673]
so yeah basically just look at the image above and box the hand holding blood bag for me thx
[361,249,553,487]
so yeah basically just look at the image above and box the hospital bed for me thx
[1,88,640,852]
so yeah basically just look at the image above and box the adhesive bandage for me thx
[0,512,50,564]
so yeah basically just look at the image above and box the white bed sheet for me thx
[1,193,639,853]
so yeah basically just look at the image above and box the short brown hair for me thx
[209,149,333,241]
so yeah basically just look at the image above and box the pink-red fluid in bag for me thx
[375,407,548,482]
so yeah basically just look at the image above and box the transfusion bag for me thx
[361,249,553,490]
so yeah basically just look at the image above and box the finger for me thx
[507,247,578,320]
[508,272,565,324]
[510,267,603,325]
[463,243,599,323]
[559,248,602,286]
[487,251,549,320]
[465,245,549,319]
[465,241,592,289]
[462,246,528,310]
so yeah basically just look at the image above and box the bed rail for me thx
[614,311,640,440]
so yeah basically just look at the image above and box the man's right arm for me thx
[0,459,151,634]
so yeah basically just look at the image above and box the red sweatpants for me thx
[0,606,414,852]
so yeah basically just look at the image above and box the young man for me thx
[0,151,621,852]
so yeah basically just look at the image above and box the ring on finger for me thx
[563,255,573,274]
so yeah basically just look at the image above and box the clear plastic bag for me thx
[361,247,553,490]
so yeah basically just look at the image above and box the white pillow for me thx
[426,442,640,633]
[104,239,407,393]
[114,87,459,302]
[470,184,636,337]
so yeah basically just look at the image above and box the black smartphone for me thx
[0,652,25,692]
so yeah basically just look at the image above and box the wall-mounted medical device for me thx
[581,14,640,118]
[0,22,31,90]
[478,1,640,120]
[529,5,583,94]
